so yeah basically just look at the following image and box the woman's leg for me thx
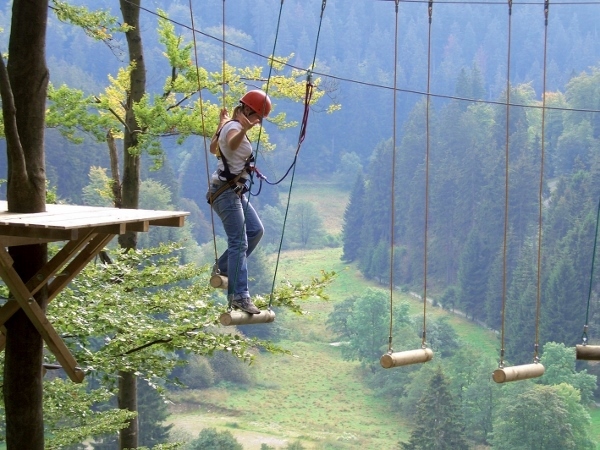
[211,189,249,298]
[241,195,264,257]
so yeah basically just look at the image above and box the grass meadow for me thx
[167,181,600,449]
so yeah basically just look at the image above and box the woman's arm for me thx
[227,110,259,150]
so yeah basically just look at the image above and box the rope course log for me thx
[493,0,550,383]
[380,0,434,369]
[576,195,600,360]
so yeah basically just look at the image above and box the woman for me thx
[208,90,272,314]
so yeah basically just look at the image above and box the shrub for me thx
[210,351,252,386]
[187,428,242,450]
[179,354,216,389]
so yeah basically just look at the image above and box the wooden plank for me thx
[126,221,149,232]
[0,301,19,328]
[94,223,126,235]
[0,225,77,241]
[0,236,61,246]
[149,216,186,227]
[0,232,114,340]
[0,247,84,382]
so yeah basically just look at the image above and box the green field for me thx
[168,247,501,449]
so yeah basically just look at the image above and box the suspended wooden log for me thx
[380,348,434,369]
[492,363,545,383]
[576,344,600,360]
[220,309,276,326]
[210,274,228,290]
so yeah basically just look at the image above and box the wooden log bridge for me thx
[0,201,188,383]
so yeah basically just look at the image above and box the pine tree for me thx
[341,173,366,262]
[138,380,172,448]
[541,257,582,346]
[401,366,468,450]
[504,242,539,365]
[457,228,491,321]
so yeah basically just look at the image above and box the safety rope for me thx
[581,196,600,345]
[187,0,221,269]
[498,0,513,370]
[420,0,434,349]
[221,0,226,103]
[221,0,287,312]
[386,0,401,354]
[268,0,327,308]
[533,0,550,363]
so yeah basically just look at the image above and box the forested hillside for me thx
[342,69,600,365]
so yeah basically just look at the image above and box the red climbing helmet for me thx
[240,89,272,118]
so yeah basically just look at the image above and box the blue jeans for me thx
[210,183,264,298]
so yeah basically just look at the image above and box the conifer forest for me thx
[2,0,600,448]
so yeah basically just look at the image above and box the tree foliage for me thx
[187,428,242,450]
[401,365,468,450]
[492,383,595,450]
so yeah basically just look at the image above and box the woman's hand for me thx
[236,109,260,131]
[227,109,260,150]
[219,108,230,127]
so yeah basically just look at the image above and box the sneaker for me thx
[231,296,261,315]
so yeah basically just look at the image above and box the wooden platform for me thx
[0,202,189,382]
[0,201,186,245]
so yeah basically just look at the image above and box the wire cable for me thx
[268,0,327,308]
[124,0,600,115]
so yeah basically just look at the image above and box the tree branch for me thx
[0,56,27,182]
[122,336,174,355]
[107,130,122,208]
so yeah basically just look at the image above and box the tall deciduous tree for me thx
[0,1,49,448]
[540,342,597,405]
[492,383,595,450]
[115,1,146,446]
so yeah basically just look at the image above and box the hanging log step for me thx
[220,309,276,326]
[380,348,434,369]
[492,363,545,383]
[210,274,228,289]
[576,344,600,360]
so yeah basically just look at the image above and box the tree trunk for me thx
[118,1,146,447]
[1,1,49,449]
[4,247,48,450]
[118,370,138,449]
